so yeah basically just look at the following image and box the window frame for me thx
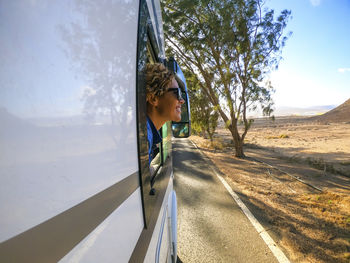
[135,0,171,228]
[146,27,165,186]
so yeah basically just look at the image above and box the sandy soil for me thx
[189,117,350,263]
[245,117,350,176]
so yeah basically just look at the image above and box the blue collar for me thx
[146,116,162,145]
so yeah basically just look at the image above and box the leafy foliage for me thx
[163,0,291,157]
[186,71,219,141]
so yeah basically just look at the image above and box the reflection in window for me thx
[146,37,162,179]
[172,123,189,138]
[180,91,189,122]
[149,140,161,175]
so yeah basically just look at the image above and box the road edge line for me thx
[189,140,290,263]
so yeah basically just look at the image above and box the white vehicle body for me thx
[0,0,182,262]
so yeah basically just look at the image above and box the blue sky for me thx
[265,0,350,108]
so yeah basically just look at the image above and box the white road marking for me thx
[189,140,291,263]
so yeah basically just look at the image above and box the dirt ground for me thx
[245,117,350,177]
[189,117,350,263]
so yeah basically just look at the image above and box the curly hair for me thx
[145,63,174,99]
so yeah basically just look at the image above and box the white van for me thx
[0,0,190,262]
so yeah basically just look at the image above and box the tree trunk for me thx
[229,125,245,158]
[234,139,245,158]
[207,128,214,142]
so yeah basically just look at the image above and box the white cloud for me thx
[338,68,350,73]
[310,0,321,6]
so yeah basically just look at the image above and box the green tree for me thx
[186,72,219,142]
[163,0,291,157]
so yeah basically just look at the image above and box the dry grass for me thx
[236,118,350,177]
[194,137,225,150]
[266,134,290,139]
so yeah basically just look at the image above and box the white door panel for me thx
[59,188,144,263]
[0,0,140,242]
[144,178,174,262]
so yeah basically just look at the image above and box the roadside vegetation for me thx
[185,71,219,143]
[163,0,292,157]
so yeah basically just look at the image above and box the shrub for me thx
[210,138,224,150]
[279,134,289,138]
[266,134,289,139]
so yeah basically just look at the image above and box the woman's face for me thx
[157,78,185,122]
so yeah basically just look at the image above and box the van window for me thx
[146,36,163,183]
[135,0,172,227]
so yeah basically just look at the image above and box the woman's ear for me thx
[147,94,159,107]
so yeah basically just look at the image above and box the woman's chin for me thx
[173,115,181,122]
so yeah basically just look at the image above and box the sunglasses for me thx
[167,88,183,101]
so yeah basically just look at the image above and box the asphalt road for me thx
[173,138,279,263]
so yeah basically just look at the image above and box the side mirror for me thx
[166,57,191,138]
[172,123,190,138]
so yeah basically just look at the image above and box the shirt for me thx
[146,116,162,163]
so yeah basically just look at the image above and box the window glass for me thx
[146,41,156,64]
[149,132,162,175]
[180,91,189,122]
[162,122,170,161]
[146,36,162,179]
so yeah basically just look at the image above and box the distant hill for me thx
[310,98,350,123]
[273,105,335,116]
[246,105,335,118]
